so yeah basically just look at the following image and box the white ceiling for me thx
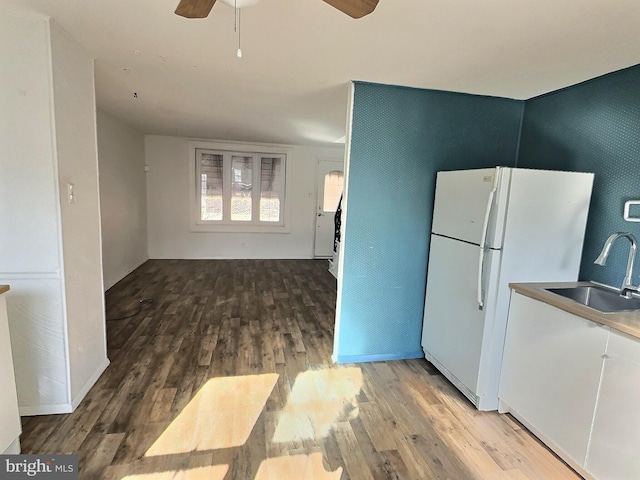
[4,0,640,146]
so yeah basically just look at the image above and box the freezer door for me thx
[421,234,501,402]
[431,167,509,248]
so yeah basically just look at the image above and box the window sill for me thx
[190,223,290,234]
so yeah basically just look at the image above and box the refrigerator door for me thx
[431,167,509,248]
[421,234,502,406]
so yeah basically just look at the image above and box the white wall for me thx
[0,8,108,415]
[146,135,344,259]
[50,21,109,405]
[0,10,69,412]
[97,110,148,290]
[0,11,62,273]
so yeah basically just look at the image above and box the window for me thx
[192,145,287,231]
[323,170,344,212]
[200,153,223,221]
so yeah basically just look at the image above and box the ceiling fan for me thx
[175,0,379,19]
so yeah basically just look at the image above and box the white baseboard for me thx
[19,403,72,416]
[2,438,21,454]
[18,358,110,416]
[104,258,149,291]
[70,357,110,411]
[147,255,315,260]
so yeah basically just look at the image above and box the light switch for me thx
[67,183,76,204]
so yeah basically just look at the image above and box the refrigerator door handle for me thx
[477,186,497,309]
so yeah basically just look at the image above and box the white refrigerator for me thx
[421,167,594,411]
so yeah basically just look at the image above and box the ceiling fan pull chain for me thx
[237,4,243,58]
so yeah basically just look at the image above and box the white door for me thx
[314,160,343,258]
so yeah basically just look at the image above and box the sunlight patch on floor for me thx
[146,373,279,456]
[121,464,229,480]
[255,452,342,480]
[272,367,363,443]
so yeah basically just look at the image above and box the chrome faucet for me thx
[594,232,639,296]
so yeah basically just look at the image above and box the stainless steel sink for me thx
[546,285,640,313]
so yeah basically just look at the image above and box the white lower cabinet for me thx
[0,292,21,453]
[499,292,609,471]
[586,329,640,480]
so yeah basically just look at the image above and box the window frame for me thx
[188,141,291,233]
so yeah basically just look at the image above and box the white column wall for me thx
[0,10,69,413]
[0,7,108,415]
[145,135,344,259]
[97,110,148,290]
[0,11,61,273]
[50,21,109,406]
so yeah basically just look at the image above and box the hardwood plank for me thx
[58,387,117,453]
[259,312,277,373]
[19,418,59,453]
[379,450,411,480]
[81,433,125,479]
[432,419,504,478]
[333,421,374,480]
[357,402,397,452]
[390,431,438,480]
[348,415,394,480]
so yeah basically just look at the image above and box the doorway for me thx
[314,160,344,258]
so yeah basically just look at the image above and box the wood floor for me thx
[19,259,581,480]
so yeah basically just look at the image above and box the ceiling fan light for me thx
[237,48,243,58]
[220,0,259,7]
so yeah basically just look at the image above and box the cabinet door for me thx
[587,329,640,480]
[499,293,608,467]
[0,295,21,452]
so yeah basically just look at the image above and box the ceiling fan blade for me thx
[175,0,217,18]
[322,0,379,18]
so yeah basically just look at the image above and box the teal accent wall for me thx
[517,65,640,287]
[336,65,640,363]
[334,83,523,362]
